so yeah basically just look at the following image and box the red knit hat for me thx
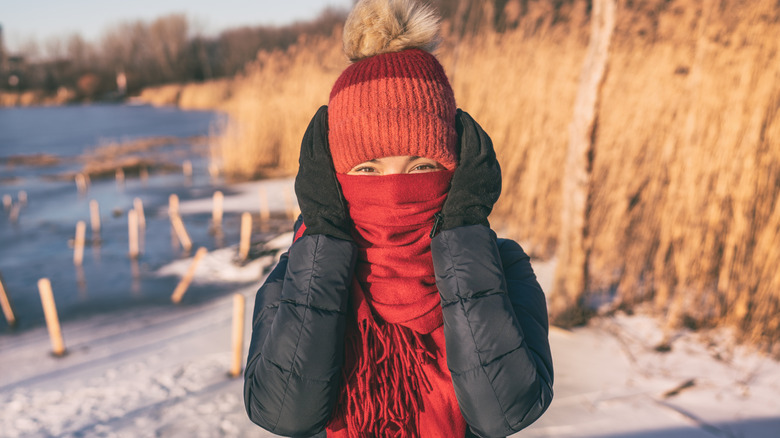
[327,0,457,174]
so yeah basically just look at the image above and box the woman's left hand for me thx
[436,109,502,233]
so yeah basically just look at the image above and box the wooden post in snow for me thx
[2,194,11,210]
[0,272,16,327]
[183,160,193,178]
[551,0,616,324]
[128,210,140,259]
[258,188,270,222]
[73,221,86,266]
[8,204,20,224]
[38,278,66,356]
[89,200,101,239]
[170,214,193,252]
[134,198,146,254]
[171,247,208,304]
[208,163,219,181]
[258,188,270,232]
[229,293,246,377]
[239,212,252,262]
[212,191,224,231]
[75,174,88,194]
[168,194,192,251]
[169,194,179,218]
[169,194,179,250]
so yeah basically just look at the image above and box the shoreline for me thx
[0,78,233,112]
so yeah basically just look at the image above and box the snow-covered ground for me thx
[1,178,778,438]
[526,312,780,437]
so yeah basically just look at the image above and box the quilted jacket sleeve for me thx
[243,231,356,436]
[432,225,554,438]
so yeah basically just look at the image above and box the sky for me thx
[1,0,354,53]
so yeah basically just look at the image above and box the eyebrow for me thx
[364,156,423,163]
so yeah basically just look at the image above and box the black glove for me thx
[294,105,353,241]
[434,109,502,235]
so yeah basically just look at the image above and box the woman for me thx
[244,1,553,437]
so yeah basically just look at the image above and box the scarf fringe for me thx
[334,313,436,438]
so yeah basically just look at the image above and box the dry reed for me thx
[588,0,780,349]
[209,31,347,180]
[200,0,780,351]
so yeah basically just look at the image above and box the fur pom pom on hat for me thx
[328,0,457,174]
[342,0,441,62]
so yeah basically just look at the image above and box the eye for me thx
[352,165,378,173]
[409,161,442,173]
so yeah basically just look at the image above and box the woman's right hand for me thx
[294,105,353,241]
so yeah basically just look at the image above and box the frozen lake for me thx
[0,103,267,333]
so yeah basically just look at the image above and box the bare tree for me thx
[148,14,189,81]
[44,36,65,60]
[67,34,93,68]
[17,38,41,61]
[551,0,616,325]
[2,6,347,97]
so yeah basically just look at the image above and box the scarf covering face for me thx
[323,170,466,438]
[340,170,453,333]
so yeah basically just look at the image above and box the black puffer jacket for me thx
[244,222,553,438]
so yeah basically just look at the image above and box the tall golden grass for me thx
[134,78,235,110]
[590,1,780,350]
[208,32,347,179]
[0,88,76,107]
[196,0,780,351]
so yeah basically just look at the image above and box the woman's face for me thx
[346,155,444,176]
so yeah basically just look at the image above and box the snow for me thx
[155,232,293,284]
[172,177,297,217]
[524,309,780,437]
[1,178,779,438]
[0,283,268,438]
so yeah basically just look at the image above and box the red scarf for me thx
[323,170,467,438]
